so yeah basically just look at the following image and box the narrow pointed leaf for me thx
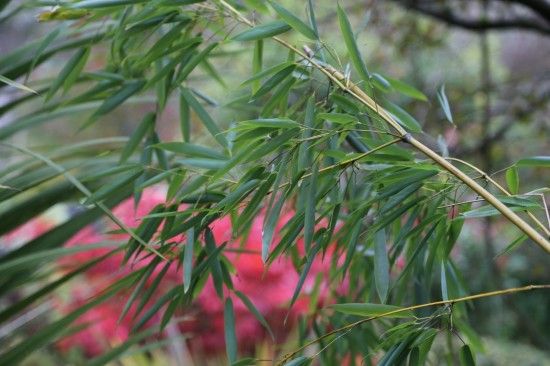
[224,297,238,364]
[119,112,155,163]
[180,87,228,148]
[233,20,291,41]
[437,84,453,124]
[374,229,389,303]
[268,0,317,40]
[0,74,37,94]
[337,5,370,85]
[505,166,519,195]
[331,303,414,318]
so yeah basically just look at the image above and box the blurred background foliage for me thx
[0,0,549,365]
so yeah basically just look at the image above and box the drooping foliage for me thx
[0,1,549,365]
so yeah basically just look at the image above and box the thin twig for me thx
[277,284,550,364]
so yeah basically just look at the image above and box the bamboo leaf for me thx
[88,79,145,123]
[45,47,90,101]
[337,5,370,85]
[224,297,238,364]
[233,20,291,41]
[374,229,390,303]
[283,357,311,366]
[119,112,155,163]
[331,303,414,318]
[304,161,317,253]
[239,118,299,129]
[251,40,263,93]
[180,87,228,148]
[505,166,519,195]
[0,74,37,94]
[459,345,476,366]
[437,84,454,124]
[517,156,550,168]
[182,227,194,293]
[154,142,226,159]
[268,0,317,40]
[383,100,422,132]
[241,61,294,87]
[71,0,150,8]
[252,64,296,100]
[386,76,428,101]
[177,42,218,83]
[440,260,448,301]
[234,290,275,340]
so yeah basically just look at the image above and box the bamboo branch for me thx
[217,0,550,253]
[278,284,550,364]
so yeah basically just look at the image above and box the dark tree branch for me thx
[392,0,550,35]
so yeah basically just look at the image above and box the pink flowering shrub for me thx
[46,188,335,358]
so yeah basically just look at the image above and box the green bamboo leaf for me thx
[45,47,90,101]
[233,20,291,41]
[180,157,227,170]
[26,28,61,81]
[183,228,195,292]
[437,84,454,124]
[241,61,294,87]
[461,197,539,218]
[137,22,187,68]
[386,76,428,101]
[372,73,391,92]
[239,118,299,129]
[337,5,370,85]
[307,0,320,40]
[383,100,422,132]
[283,357,311,366]
[119,259,159,322]
[304,161,317,253]
[0,74,37,94]
[251,40,263,93]
[252,64,296,99]
[0,242,119,275]
[497,234,527,257]
[224,297,238,364]
[180,87,228,148]
[176,42,218,83]
[440,260,448,301]
[71,0,149,8]
[234,290,275,340]
[204,227,224,298]
[408,347,420,366]
[87,79,145,124]
[268,0,317,40]
[505,166,519,195]
[459,345,476,366]
[331,303,414,318]
[517,156,550,168]
[154,142,226,159]
[177,90,190,144]
[374,229,389,303]
[119,112,155,163]
[83,170,142,204]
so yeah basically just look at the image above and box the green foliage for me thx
[0,0,548,365]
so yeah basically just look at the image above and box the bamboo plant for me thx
[0,0,548,365]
